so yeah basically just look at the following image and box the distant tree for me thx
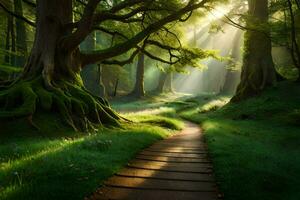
[14,0,27,67]
[287,0,300,80]
[131,52,145,97]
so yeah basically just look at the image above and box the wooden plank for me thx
[87,122,219,200]
[144,149,208,154]
[150,143,207,148]
[127,162,212,173]
[117,168,215,182]
[147,146,208,150]
[135,154,211,163]
[139,151,208,158]
[129,160,212,169]
[104,176,216,192]
[93,187,217,200]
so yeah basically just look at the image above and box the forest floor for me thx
[0,81,299,200]
[113,81,300,200]
[0,111,182,199]
[89,121,219,200]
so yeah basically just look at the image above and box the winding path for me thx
[88,122,220,200]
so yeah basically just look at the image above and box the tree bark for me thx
[131,52,145,97]
[5,15,12,64]
[0,0,209,131]
[14,0,28,67]
[232,0,277,102]
[287,0,300,81]
[0,0,122,132]
[10,12,16,67]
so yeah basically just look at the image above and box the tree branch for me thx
[81,0,208,65]
[102,49,140,66]
[145,40,179,51]
[61,0,101,51]
[0,1,35,27]
[22,0,36,7]
[109,0,147,13]
[142,49,179,65]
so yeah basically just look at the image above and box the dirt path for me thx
[88,121,219,200]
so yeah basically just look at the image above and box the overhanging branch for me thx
[81,0,208,65]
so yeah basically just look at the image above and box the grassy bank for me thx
[180,82,300,200]
[0,113,181,200]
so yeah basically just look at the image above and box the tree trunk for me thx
[155,72,167,93]
[10,13,16,67]
[4,15,12,64]
[154,71,174,94]
[14,0,28,67]
[81,32,106,97]
[0,0,122,132]
[132,52,145,97]
[287,0,300,81]
[97,64,106,97]
[164,72,174,93]
[81,32,98,93]
[232,0,277,102]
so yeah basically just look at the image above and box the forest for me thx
[0,0,299,199]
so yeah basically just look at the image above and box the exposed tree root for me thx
[0,76,125,132]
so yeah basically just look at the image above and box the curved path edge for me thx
[88,121,221,200]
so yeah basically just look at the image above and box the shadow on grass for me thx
[0,123,171,200]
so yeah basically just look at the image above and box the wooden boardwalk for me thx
[88,122,219,200]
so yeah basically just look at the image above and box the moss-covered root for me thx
[0,77,123,132]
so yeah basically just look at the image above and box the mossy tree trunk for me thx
[0,0,210,131]
[131,52,145,97]
[232,0,277,102]
[0,0,122,132]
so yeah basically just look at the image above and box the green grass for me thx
[2,82,299,200]
[0,113,177,200]
[180,81,300,200]
[124,113,185,130]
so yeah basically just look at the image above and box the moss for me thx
[0,76,123,133]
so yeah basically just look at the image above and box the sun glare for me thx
[207,6,232,21]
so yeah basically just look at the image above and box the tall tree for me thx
[14,0,28,67]
[232,0,277,101]
[131,52,145,97]
[4,14,12,64]
[97,63,106,97]
[0,0,211,131]
[287,0,300,80]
